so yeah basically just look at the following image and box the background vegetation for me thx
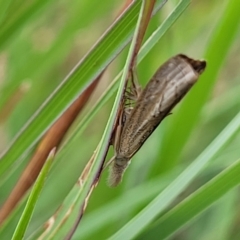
[0,0,240,239]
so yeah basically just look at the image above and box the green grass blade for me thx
[202,81,240,123]
[140,0,190,58]
[26,172,175,240]
[11,149,54,240]
[198,191,236,240]
[158,0,240,174]
[139,158,240,239]
[108,111,240,240]
[37,181,84,239]
[73,171,179,240]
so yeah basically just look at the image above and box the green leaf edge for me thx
[11,148,55,240]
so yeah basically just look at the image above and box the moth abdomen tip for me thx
[107,158,129,187]
[108,165,123,187]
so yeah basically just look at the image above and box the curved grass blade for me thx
[36,149,99,240]
[139,158,240,240]
[202,81,240,123]
[26,172,176,240]
[158,0,240,174]
[73,170,179,240]
[11,149,55,240]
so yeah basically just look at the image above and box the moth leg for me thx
[109,104,124,145]
[107,69,138,171]
[105,107,124,170]
[105,120,120,171]
[113,104,133,145]
[124,90,137,101]
[113,111,123,152]
[105,104,133,171]
[103,156,115,170]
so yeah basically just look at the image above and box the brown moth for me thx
[108,54,206,187]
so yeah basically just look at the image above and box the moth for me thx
[108,54,206,187]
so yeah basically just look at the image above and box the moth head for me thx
[178,54,207,74]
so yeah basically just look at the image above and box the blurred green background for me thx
[0,0,240,239]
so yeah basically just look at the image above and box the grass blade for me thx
[11,149,55,240]
[158,0,240,174]
[139,158,240,239]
